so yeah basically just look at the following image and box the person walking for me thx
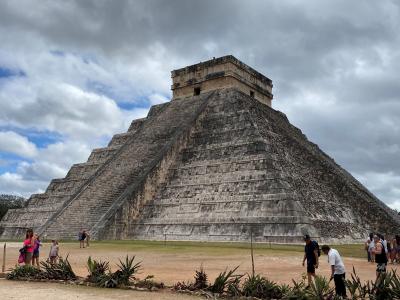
[32,233,42,267]
[365,233,373,262]
[321,245,347,298]
[372,234,388,278]
[368,233,375,263]
[302,234,319,286]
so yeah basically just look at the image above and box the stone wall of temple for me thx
[1,88,398,242]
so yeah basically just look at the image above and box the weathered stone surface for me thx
[1,57,399,243]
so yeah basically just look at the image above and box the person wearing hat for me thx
[302,234,319,286]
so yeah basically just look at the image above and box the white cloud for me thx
[0,0,399,208]
[0,131,38,158]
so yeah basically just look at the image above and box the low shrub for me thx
[135,275,165,289]
[242,274,283,299]
[6,264,44,280]
[93,255,142,288]
[86,256,110,284]
[208,266,242,294]
[40,256,76,280]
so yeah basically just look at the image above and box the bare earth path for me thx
[0,280,198,300]
[1,241,398,299]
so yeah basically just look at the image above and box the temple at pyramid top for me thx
[171,55,274,106]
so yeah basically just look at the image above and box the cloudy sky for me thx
[0,0,399,209]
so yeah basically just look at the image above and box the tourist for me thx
[23,229,35,265]
[372,234,388,278]
[79,229,86,248]
[85,230,90,248]
[368,233,375,263]
[390,236,397,264]
[321,245,347,298]
[302,234,319,286]
[32,233,42,267]
[365,233,373,262]
[387,236,392,263]
[396,235,400,263]
[49,240,59,264]
[378,233,388,254]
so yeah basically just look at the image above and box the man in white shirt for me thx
[321,245,347,298]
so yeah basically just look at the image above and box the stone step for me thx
[167,170,283,186]
[107,132,134,147]
[40,94,212,239]
[128,118,146,132]
[87,145,121,163]
[65,162,102,180]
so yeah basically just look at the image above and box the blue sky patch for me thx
[0,126,63,149]
[0,66,26,78]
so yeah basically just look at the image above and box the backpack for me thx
[313,241,321,257]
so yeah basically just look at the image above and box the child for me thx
[49,240,59,264]
[32,234,42,267]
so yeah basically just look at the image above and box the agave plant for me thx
[6,264,44,280]
[86,256,110,283]
[208,266,242,294]
[194,266,208,290]
[242,273,283,299]
[282,279,308,300]
[114,255,142,286]
[373,271,393,300]
[306,275,335,300]
[389,270,400,299]
[40,255,76,280]
[345,267,370,300]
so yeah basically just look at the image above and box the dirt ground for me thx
[0,280,198,300]
[1,241,398,299]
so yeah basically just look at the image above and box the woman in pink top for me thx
[23,229,35,265]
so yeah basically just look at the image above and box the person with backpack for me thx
[302,234,320,286]
[321,245,347,298]
[372,234,388,278]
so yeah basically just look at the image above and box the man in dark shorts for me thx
[79,229,86,248]
[302,234,319,286]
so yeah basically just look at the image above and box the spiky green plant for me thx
[306,275,335,299]
[115,255,142,286]
[6,264,44,280]
[86,256,110,283]
[373,271,393,300]
[40,255,76,280]
[389,270,400,299]
[208,266,242,294]
[194,266,208,290]
[242,274,283,299]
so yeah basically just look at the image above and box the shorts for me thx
[307,262,316,274]
[377,263,387,273]
[32,251,39,258]
[25,252,33,264]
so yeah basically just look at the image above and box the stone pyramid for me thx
[1,56,399,242]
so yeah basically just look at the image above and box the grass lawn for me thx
[57,240,366,259]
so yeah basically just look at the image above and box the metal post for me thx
[2,243,6,273]
[250,227,255,277]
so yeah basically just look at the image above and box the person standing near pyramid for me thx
[302,234,319,286]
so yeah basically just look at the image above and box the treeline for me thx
[0,194,26,220]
